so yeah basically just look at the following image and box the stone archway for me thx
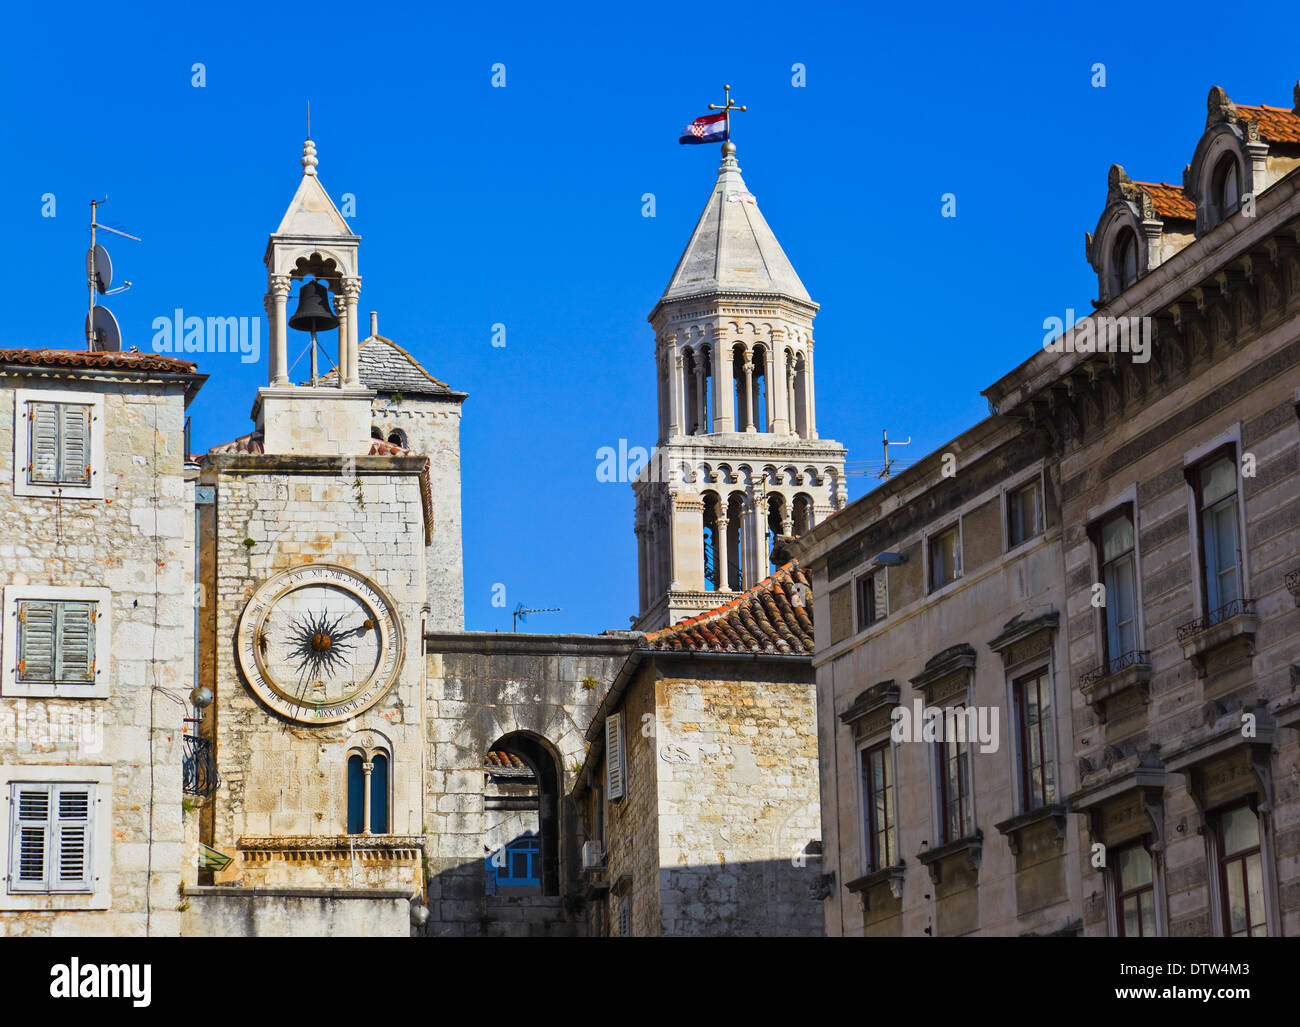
[484,731,562,897]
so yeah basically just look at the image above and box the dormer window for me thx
[1108,228,1139,298]
[1211,155,1241,221]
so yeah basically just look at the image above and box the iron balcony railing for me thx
[183,735,220,797]
[1080,648,1151,689]
[1176,597,1255,644]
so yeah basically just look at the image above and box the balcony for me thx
[1176,598,1257,677]
[1079,649,1151,722]
[183,735,220,797]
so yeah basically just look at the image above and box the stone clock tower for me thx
[192,140,454,923]
[634,141,847,630]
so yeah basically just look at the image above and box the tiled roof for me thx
[0,348,198,374]
[644,561,814,655]
[314,335,452,395]
[1134,181,1196,221]
[1236,104,1300,144]
[209,431,265,454]
[484,750,526,769]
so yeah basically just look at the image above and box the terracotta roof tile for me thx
[644,561,814,655]
[1133,181,1196,221]
[1236,104,1300,144]
[0,348,198,374]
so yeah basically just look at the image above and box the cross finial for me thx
[708,83,747,144]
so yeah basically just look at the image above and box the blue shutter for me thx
[27,403,60,484]
[10,786,51,892]
[17,601,56,683]
[346,755,364,834]
[369,754,389,834]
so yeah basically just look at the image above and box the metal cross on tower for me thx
[708,83,747,140]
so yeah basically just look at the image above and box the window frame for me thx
[1112,837,1158,938]
[858,739,897,874]
[855,569,887,631]
[12,389,106,500]
[1187,443,1246,620]
[1088,503,1141,667]
[927,523,962,594]
[1,765,112,911]
[934,704,974,845]
[1,586,111,699]
[1005,474,1045,551]
[1214,801,1268,938]
[1013,667,1056,812]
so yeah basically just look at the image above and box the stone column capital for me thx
[269,274,291,299]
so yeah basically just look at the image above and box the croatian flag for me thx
[679,111,728,144]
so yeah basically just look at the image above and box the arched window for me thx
[1109,228,1139,297]
[370,427,383,441]
[386,429,407,448]
[702,492,722,591]
[1212,155,1241,221]
[483,734,561,896]
[346,747,390,835]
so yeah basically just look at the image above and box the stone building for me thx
[0,348,205,937]
[795,78,1300,937]
[634,140,847,630]
[577,563,823,937]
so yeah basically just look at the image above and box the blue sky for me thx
[3,1,1298,632]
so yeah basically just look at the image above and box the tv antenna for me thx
[86,198,140,350]
[875,428,912,480]
[513,604,560,632]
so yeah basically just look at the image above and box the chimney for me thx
[370,311,378,338]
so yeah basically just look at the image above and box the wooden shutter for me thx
[605,712,625,801]
[56,602,96,683]
[9,786,51,891]
[28,402,60,484]
[59,405,92,485]
[52,786,92,892]
[874,572,888,620]
[17,600,56,683]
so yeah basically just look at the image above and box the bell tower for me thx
[633,139,847,630]
[255,138,374,454]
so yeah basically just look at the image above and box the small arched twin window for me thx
[1108,228,1139,299]
[1211,155,1241,222]
[347,750,389,834]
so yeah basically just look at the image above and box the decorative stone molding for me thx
[839,680,900,740]
[1079,650,1152,723]
[237,835,423,863]
[1163,703,1275,814]
[1176,599,1257,677]
[994,803,1068,856]
[987,611,1058,669]
[844,864,905,910]
[909,644,976,705]
[1285,568,1300,607]
[916,831,982,886]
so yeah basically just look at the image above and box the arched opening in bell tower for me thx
[702,490,722,591]
[726,491,747,591]
[793,493,813,536]
[766,493,786,572]
[483,732,561,897]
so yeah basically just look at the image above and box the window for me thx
[490,833,541,888]
[2,587,110,698]
[1092,508,1138,665]
[345,749,390,835]
[1109,229,1139,296]
[605,712,626,802]
[6,782,94,894]
[1191,452,1242,616]
[1007,478,1043,548]
[1212,155,1241,220]
[1014,670,1056,810]
[1114,840,1156,937]
[936,706,973,843]
[386,429,407,448]
[13,390,105,500]
[928,525,961,592]
[618,895,632,937]
[860,741,896,872]
[1216,804,1266,937]
[856,570,887,630]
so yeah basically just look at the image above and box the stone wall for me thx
[0,377,193,936]
[181,886,410,937]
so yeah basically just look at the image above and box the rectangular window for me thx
[936,707,973,843]
[860,741,895,872]
[26,402,92,486]
[1114,841,1156,937]
[7,783,95,894]
[1014,670,1056,810]
[855,571,887,630]
[1092,508,1138,665]
[1007,478,1043,548]
[928,525,961,592]
[16,600,96,686]
[1192,451,1242,617]
[1216,804,1266,937]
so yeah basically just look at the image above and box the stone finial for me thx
[302,138,319,177]
[1206,85,1238,127]
[1106,164,1136,203]
[1293,79,1300,114]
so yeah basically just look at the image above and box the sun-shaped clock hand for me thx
[284,608,358,683]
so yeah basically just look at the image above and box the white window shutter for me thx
[56,601,96,683]
[28,402,60,484]
[59,404,92,485]
[874,572,888,619]
[605,712,625,801]
[17,600,56,683]
[52,786,92,892]
[10,786,51,891]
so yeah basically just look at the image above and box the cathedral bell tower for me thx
[633,139,847,630]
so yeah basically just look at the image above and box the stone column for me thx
[343,278,361,386]
[715,337,735,433]
[743,350,755,432]
[269,275,290,387]
[763,347,776,431]
[715,514,729,591]
[333,292,347,389]
[694,356,707,435]
[361,760,374,835]
[805,341,817,439]
[667,347,682,438]
[787,362,798,437]
[772,340,790,434]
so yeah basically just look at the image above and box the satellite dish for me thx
[86,245,112,294]
[85,305,121,352]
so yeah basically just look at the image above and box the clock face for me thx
[236,564,403,725]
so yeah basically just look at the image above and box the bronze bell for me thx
[287,279,340,334]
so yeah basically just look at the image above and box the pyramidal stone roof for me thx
[315,334,453,396]
[659,144,812,307]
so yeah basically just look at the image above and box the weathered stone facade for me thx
[0,352,203,936]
